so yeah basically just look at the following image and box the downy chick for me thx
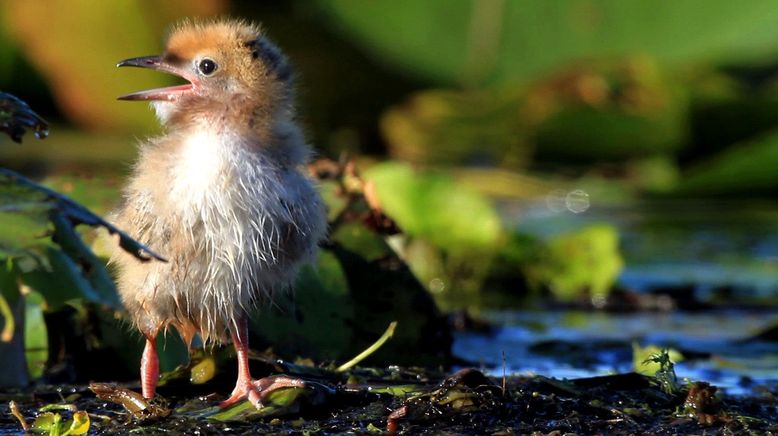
[112,19,326,408]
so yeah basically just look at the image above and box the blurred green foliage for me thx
[256,251,354,361]
[0,95,163,387]
[1,1,777,194]
[367,162,502,252]
[632,343,683,379]
[362,161,624,308]
[26,406,90,436]
[381,87,529,167]
[317,0,778,86]
[0,169,162,387]
[315,1,778,195]
[525,224,623,303]
[257,163,451,365]
[1,0,224,132]
[366,161,503,306]
[675,131,778,196]
[381,58,690,168]
[23,290,47,379]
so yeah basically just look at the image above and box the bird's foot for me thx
[219,375,306,409]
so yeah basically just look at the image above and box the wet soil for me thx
[2,368,776,435]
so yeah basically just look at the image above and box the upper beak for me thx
[117,55,195,101]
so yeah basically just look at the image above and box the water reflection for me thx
[454,310,778,395]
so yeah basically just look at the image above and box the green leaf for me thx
[0,167,164,263]
[365,161,502,254]
[364,162,505,308]
[48,213,119,307]
[317,0,778,86]
[206,377,333,421]
[535,106,685,161]
[330,220,390,262]
[31,411,62,435]
[525,224,624,302]
[189,355,216,385]
[22,248,109,310]
[62,410,89,436]
[42,175,121,217]
[0,257,28,387]
[253,250,355,361]
[0,257,19,341]
[329,242,451,366]
[0,176,52,257]
[155,331,189,374]
[674,130,778,196]
[24,290,47,379]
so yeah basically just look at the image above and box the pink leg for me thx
[219,317,306,409]
[141,334,159,399]
[220,317,260,407]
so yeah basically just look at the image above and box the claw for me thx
[219,375,306,409]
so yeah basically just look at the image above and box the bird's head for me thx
[117,19,293,127]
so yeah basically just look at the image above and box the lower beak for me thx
[117,55,194,101]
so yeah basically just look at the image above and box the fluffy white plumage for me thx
[111,119,326,344]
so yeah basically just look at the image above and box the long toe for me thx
[219,388,251,409]
[219,375,306,409]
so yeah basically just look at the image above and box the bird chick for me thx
[111,19,326,408]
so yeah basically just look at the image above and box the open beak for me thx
[117,55,196,101]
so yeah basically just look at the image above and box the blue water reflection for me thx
[454,310,778,395]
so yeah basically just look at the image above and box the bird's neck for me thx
[153,93,292,141]
[154,98,307,170]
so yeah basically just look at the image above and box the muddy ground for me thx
[2,365,777,435]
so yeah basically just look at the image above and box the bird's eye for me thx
[198,58,218,76]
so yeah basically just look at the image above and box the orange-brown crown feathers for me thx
[165,19,293,87]
[164,19,294,128]
[118,18,297,134]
